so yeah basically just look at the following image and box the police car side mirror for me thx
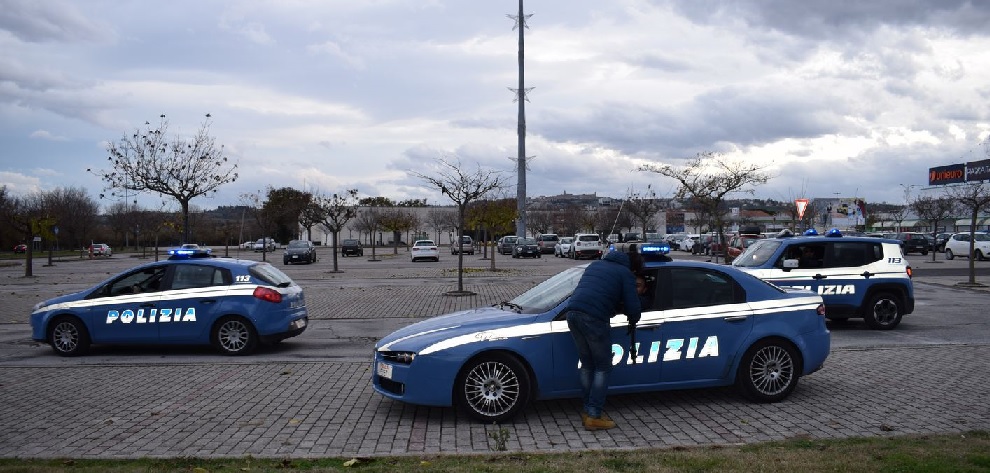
[782,258,799,270]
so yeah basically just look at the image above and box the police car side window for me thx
[668,268,737,309]
[172,265,226,290]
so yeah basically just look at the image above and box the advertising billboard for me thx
[929,164,966,185]
[967,159,990,182]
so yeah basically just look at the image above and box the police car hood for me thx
[377,307,538,353]
[33,290,91,312]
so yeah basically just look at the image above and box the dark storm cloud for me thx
[532,85,847,159]
[669,0,990,40]
[0,0,110,43]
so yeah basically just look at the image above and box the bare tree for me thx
[39,187,99,252]
[640,152,771,262]
[0,188,49,276]
[92,115,238,243]
[624,184,665,235]
[411,157,507,295]
[315,189,359,272]
[378,208,416,254]
[240,191,278,262]
[943,181,990,285]
[353,208,383,261]
[466,198,517,269]
[526,209,553,236]
[425,208,457,244]
[911,195,956,263]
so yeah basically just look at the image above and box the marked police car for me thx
[30,248,308,356]
[731,229,914,330]
[373,244,830,423]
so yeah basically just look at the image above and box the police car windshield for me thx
[731,240,782,267]
[509,266,584,314]
[249,263,295,287]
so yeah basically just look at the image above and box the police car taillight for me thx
[253,287,283,304]
[817,303,826,317]
[906,265,913,278]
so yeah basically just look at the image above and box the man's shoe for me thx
[580,411,610,423]
[583,415,616,431]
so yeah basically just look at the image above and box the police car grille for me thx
[378,377,404,395]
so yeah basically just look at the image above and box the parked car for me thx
[410,240,440,262]
[88,243,112,257]
[732,230,914,330]
[340,239,364,257]
[677,234,701,252]
[30,248,308,356]
[239,241,255,249]
[535,234,559,254]
[283,240,317,265]
[894,232,930,256]
[253,238,276,252]
[553,237,574,257]
[512,237,541,258]
[373,245,830,422]
[451,235,474,255]
[933,232,953,252]
[724,234,764,264]
[944,232,990,261]
[569,233,603,260]
[13,244,27,253]
[497,236,519,255]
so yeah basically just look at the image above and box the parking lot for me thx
[0,246,988,458]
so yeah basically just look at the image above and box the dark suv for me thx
[895,232,930,255]
[340,239,364,257]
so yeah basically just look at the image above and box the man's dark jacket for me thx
[566,251,642,324]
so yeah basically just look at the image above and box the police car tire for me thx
[48,316,90,357]
[455,352,532,423]
[735,338,799,403]
[864,292,902,330]
[212,316,258,355]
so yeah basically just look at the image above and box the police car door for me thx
[653,267,754,385]
[87,266,167,343]
[157,263,230,343]
[605,270,662,389]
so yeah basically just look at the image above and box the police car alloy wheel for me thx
[455,353,532,423]
[212,316,258,355]
[864,292,903,330]
[736,339,799,403]
[49,316,90,357]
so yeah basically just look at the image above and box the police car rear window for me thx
[249,263,295,287]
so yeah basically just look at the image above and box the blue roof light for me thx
[167,248,213,259]
[803,228,819,236]
[826,228,843,237]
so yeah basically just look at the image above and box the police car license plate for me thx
[377,362,393,379]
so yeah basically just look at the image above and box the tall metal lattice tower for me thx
[508,0,533,238]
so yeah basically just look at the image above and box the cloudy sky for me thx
[2,0,990,212]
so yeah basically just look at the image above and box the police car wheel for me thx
[212,316,258,355]
[49,316,90,357]
[864,292,902,330]
[736,339,799,403]
[455,353,531,423]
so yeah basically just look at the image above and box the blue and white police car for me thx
[373,244,830,422]
[732,229,914,330]
[30,248,308,356]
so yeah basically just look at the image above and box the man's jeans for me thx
[566,310,613,418]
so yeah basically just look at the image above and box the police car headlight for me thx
[381,351,417,364]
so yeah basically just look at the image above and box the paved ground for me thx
[0,249,988,459]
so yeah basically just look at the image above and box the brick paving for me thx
[0,251,988,459]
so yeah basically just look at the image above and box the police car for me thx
[373,244,830,423]
[30,248,308,356]
[731,229,914,330]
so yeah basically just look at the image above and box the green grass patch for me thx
[0,431,987,472]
